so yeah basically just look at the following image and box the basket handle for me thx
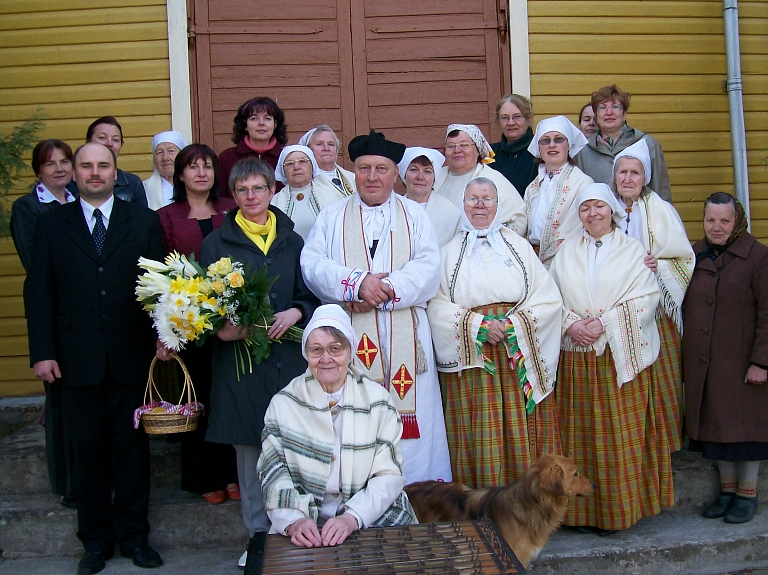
[144,356,165,406]
[175,355,198,407]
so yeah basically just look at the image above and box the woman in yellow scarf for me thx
[199,157,320,570]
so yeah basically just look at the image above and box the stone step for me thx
[3,421,767,510]
[0,423,181,495]
[0,487,247,559]
[1,509,767,574]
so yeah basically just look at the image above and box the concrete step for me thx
[1,510,767,575]
[4,421,767,509]
[0,423,181,495]
[535,507,768,575]
[0,487,247,559]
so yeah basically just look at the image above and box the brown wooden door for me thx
[189,0,510,163]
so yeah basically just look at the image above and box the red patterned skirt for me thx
[556,348,664,530]
[439,303,561,489]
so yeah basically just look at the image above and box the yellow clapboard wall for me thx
[527,0,768,243]
[0,0,172,397]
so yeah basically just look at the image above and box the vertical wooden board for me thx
[193,0,213,146]
[350,0,370,135]
[336,0,356,167]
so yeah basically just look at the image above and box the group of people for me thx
[11,84,767,575]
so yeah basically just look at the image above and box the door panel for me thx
[191,0,510,159]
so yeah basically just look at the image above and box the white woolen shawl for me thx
[427,226,563,404]
[258,367,415,529]
[523,164,594,267]
[549,229,661,387]
[621,191,694,332]
[435,163,527,236]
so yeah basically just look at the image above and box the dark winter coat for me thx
[682,233,768,443]
[200,206,319,445]
[489,128,537,198]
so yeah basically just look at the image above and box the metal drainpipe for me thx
[723,0,751,225]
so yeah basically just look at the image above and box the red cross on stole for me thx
[356,333,378,370]
[391,364,414,400]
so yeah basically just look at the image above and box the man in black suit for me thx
[25,142,165,575]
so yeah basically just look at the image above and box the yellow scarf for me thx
[235,209,277,254]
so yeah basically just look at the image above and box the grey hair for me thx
[464,176,498,198]
[309,125,340,147]
[229,157,276,192]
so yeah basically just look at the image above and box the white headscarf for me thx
[397,147,446,182]
[576,183,626,225]
[298,127,340,148]
[301,304,358,361]
[152,131,186,153]
[458,177,509,260]
[527,115,588,158]
[446,124,495,164]
[274,145,321,185]
[613,138,652,186]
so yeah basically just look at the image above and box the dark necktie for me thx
[92,208,106,255]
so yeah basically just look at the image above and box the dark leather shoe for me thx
[703,492,736,518]
[724,495,758,524]
[77,551,106,575]
[121,545,163,569]
[60,495,77,508]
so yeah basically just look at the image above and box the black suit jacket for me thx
[25,197,165,386]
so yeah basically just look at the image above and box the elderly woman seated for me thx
[258,304,417,550]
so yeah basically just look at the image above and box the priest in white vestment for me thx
[301,130,453,484]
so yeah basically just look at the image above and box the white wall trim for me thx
[166,0,193,143]
[508,0,531,97]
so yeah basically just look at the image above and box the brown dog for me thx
[404,454,595,568]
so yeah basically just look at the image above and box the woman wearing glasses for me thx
[489,94,537,197]
[575,85,672,203]
[270,145,347,240]
[427,177,563,487]
[435,123,527,236]
[200,157,319,567]
[524,116,593,267]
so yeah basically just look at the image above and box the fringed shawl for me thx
[634,191,694,332]
[524,164,593,267]
[427,227,563,404]
[258,367,416,529]
[550,229,661,387]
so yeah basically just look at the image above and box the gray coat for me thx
[575,125,672,203]
[200,207,319,445]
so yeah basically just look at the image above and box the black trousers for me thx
[61,369,150,553]
[43,380,74,499]
[178,344,238,494]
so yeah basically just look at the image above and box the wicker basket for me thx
[140,355,201,435]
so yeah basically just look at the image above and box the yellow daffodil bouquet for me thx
[136,252,302,378]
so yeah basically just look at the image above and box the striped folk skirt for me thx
[439,304,561,489]
[557,348,664,530]
[649,313,683,507]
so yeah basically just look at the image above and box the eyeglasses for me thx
[306,343,347,358]
[283,159,311,168]
[233,185,270,196]
[597,104,623,113]
[446,142,475,152]
[538,136,567,146]
[499,114,526,124]
[464,197,498,207]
